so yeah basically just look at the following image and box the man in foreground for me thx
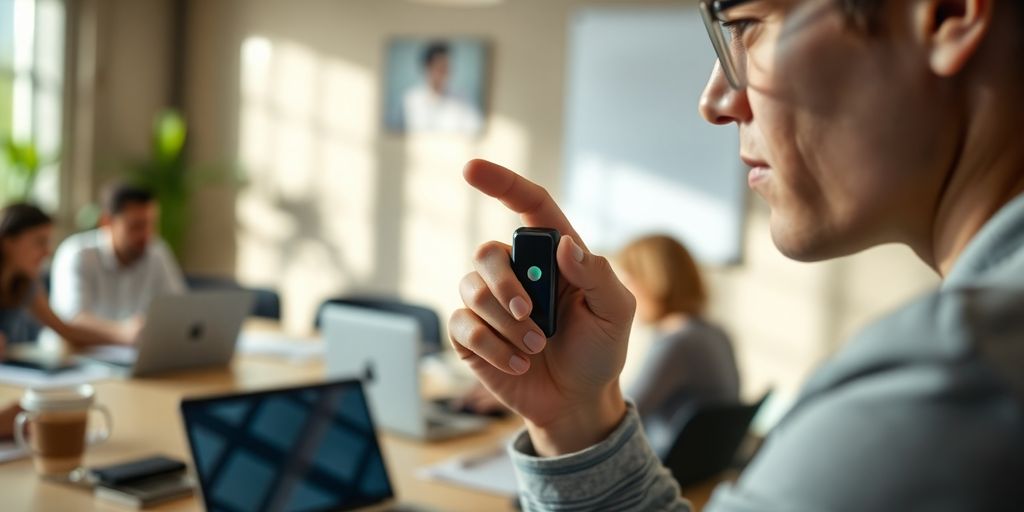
[450,0,1024,509]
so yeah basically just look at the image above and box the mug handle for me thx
[13,411,37,453]
[88,404,113,446]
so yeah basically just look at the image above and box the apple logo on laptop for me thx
[188,323,205,342]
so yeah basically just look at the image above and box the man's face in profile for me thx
[700,0,964,263]
[427,53,451,94]
[109,202,159,264]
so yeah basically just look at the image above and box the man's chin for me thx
[769,220,852,263]
[124,248,147,262]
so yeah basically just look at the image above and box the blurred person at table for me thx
[617,234,740,459]
[1,203,133,355]
[50,184,185,337]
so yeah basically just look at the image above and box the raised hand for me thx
[450,159,636,455]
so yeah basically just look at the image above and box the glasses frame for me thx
[699,0,755,90]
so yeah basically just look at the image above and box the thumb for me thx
[556,235,635,324]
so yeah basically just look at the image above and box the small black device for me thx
[511,227,560,337]
[91,455,194,509]
[0,357,78,375]
[91,455,187,486]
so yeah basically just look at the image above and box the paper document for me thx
[0,441,29,464]
[79,345,138,366]
[0,363,115,389]
[418,444,519,497]
[236,331,325,363]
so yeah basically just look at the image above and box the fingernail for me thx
[510,296,530,320]
[523,331,546,353]
[509,355,530,374]
[569,237,584,263]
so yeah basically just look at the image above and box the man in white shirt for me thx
[402,41,483,134]
[50,184,186,338]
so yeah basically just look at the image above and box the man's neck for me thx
[102,228,138,268]
[656,313,690,333]
[928,89,1024,278]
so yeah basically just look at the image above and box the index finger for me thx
[463,159,588,252]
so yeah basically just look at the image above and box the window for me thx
[0,0,64,209]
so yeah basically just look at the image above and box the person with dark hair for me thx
[49,183,185,335]
[0,203,126,441]
[617,235,739,459]
[449,0,1024,510]
[402,40,482,133]
[0,203,134,351]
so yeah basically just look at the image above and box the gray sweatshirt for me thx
[509,193,1024,511]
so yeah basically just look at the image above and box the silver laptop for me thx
[322,304,489,441]
[82,291,254,377]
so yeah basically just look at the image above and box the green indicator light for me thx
[527,266,543,282]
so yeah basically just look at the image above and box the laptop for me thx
[81,291,254,377]
[180,379,429,512]
[322,305,489,441]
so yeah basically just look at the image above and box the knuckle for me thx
[468,282,492,309]
[459,273,485,302]
[449,308,467,326]
[623,287,638,311]
[473,241,504,262]
[459,271,478,287]
[465,325,491,349]
[592,254,613,275]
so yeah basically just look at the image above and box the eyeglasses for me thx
[700,0,756,90]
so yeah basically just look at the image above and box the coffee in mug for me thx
[14,384,112,478]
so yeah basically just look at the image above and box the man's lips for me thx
[742,156,771,187]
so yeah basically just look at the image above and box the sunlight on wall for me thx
[237,35,379,332]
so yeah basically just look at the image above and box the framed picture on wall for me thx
[383,38,489,135]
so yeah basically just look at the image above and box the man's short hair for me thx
[422,42,450,69]
[103,183,156,216]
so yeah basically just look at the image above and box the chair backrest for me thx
[185,274,282,321]
[662,391,771,488]
[315,296,443,356]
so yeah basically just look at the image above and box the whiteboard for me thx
[563,7,745,264]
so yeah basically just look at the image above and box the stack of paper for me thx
[236,332,325,363]
[0,363,115,389]
[0,441,29,465]
[418,444,519,497]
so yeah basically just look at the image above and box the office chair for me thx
[314,296,443,356]
[662,391,771,488]
[185,274,282,321]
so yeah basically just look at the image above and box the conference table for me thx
[0,329,723,511]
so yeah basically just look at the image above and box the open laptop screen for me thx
[181,379,394,512]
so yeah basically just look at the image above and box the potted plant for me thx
[0,137,55,205]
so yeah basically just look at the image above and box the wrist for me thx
[525,383,627,457]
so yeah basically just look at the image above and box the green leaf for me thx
[154,109,187,164]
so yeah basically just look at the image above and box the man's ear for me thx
[98,214,112,228]
[917,0,993,76]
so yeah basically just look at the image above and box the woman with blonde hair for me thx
[617,234,739,458]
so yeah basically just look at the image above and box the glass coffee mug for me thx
[14,384,113,478]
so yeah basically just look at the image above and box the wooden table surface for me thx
[0,340,723,511]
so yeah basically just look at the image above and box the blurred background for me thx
[0,0,940,421]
